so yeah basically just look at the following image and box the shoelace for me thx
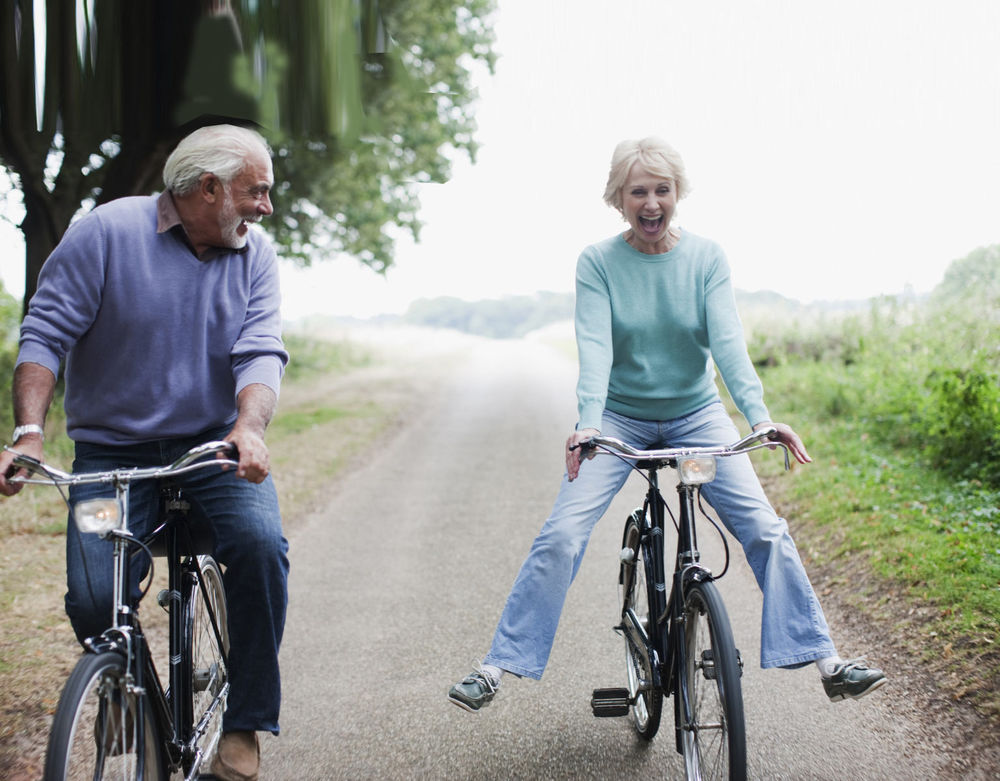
[836,657,873,675]
[466,668,500,693]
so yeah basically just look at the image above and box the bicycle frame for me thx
[9,441,235,779]
[589,427,786,778]
[631,467,717,741]
[77,481,230,774]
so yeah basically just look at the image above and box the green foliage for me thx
[747,244,1000,697]
[251,0,497,272]
[282,331,372,381]
[0,282,22,437]
[403,291,574,339]
[0,1,498,308]
[746,245,1000,488]
[924,366,1000,485]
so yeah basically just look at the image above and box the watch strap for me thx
[12,424,45,442]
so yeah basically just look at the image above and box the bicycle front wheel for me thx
[184,555,230,768]
[44,650,166,781]
[620,513,663,740]
[678,579,747,781]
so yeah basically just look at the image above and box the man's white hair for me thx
[163,124,271,195]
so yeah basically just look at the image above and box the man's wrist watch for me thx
[12,424,45,442]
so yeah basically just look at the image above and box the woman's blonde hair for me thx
[602,137,690,213]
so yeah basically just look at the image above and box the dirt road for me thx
[263,332,996,779]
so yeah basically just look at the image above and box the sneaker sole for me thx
[447,694,487,713]
[828,676,888,702]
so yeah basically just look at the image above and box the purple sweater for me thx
[18,194,288,445]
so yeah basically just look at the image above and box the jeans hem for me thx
[762,647,837,670]
[483,656,541,681]
[223,720,280,736]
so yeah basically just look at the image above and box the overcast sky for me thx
[3,0,998,319]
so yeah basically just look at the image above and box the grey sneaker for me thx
[448,669,500,712]
[823,658,887,702]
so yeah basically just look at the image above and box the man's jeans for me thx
[65,427,289,735]
[484,402,835,679]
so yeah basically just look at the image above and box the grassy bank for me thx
[742,249,1000,721]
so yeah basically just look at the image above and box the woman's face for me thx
[621,163,677,254]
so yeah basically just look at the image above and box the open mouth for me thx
[638,215,664,234]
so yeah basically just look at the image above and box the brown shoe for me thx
[210,731,260,781]
[94,700,134,756]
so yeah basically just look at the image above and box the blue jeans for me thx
[65,427,289,735]
[484,402,835,679]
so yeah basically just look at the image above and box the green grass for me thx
[754,364,1000,718]
[270,405,354,436]
[758,418,1000,641]
[282,331,372,380]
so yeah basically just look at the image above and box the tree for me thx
[0,0,496,312]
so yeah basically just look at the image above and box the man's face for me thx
[216,151,274,249]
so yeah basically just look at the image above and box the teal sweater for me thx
[574,231,769,432]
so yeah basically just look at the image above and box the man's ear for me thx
[200,173,220,203]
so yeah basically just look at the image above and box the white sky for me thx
[3,0,999,319]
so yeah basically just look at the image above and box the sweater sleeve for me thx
[703,249,770,427]
[574,247,613,431]
[231,243,288,398]
[17,216,107,376]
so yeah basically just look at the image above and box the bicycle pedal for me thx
[700,649,744,680]
[591,687,630,717]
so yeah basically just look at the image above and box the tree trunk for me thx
[19,188,68,319]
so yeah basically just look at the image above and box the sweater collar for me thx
[156,190,250,261]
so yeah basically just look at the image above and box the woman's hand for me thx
[755,421,811,465]
[566,427,600,481]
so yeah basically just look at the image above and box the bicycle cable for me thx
[697,491,732,579]
[582,442,732,579]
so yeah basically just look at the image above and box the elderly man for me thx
[0,124,289,781]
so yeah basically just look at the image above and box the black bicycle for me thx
[8,441,235,780]
[586,426,789,781]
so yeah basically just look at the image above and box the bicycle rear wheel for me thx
[183,555,230,769]
[44,650,166,781]
[619,513,663,739]
[678,579,746,781]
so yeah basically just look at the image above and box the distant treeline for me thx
[400,286,867,340]
[402,291,574,338]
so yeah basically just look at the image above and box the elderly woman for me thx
[449,137,885,712]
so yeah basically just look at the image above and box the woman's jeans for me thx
[485,402,835,679]
[64,427,289,735]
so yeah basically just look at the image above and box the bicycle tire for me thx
[678,579,747,781]
[43,650,166,781]
[620,513,663,740]
[183,555,230,770]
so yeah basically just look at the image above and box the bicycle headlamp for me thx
[74,498,121,536]
[678,456,717,485]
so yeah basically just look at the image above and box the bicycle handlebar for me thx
[578,425,790,468]
[5,440,239,487]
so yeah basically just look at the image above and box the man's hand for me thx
[566,427,600,482]
[1,363,56,497]
[223,426,270,483]
[225,383,278,483]
[0,436,44,496]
